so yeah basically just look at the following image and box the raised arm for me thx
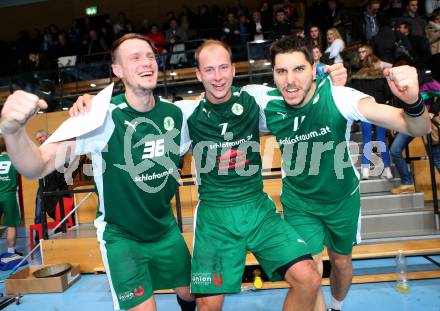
[358,65,430,137]
[0,90,75,179]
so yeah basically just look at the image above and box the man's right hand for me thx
[69,94,94,117]
[0,90,47,134]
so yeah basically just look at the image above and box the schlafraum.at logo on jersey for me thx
[115,116,182,194]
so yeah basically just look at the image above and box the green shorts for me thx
[191,193,311,294]
[0,199,20,227]
[282,189,361,256]
[99,223,191,310]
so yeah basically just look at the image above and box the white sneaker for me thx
[381,167,393,180]
[361,167,369,180]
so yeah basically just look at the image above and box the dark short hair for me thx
[111,33,156,63]
[270,36,313,68]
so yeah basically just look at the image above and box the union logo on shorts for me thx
[213,273,223,287]
[133,286,145,297]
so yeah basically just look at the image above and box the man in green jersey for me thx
[0,33,195,311]
[261,37,430,311]
[0,136,24,268]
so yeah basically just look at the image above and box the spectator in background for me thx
[426,8,440,54]
[306,25,324,51]
[324,0,344,32]
[400,0,427,37]
[350,45,393,180]
[306,0,327,33]
[0,136,24,266]
[55,33,75,58]
[85,29,109,62]
[165,18,187,46]
[372,15,404,64]
[249,10,269,41]
[33,129,70,241]
[397,20,431,68]
[259,0,274,27]
[273,9,292,39]
[363,0,382,43]
[222,12,241,46]
[146,25,166,55]
[139,18,150,34]
[421,54,440,170]
[312,46,327,78]
[324,27,345,64]
[236,14,252,60]
[166,18,188,67]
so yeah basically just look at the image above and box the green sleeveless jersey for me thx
[0,153,17,201]
[75,94,190,242]
[176,86,266,205]
[256,78,369,203]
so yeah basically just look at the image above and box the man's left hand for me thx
[324,63,347,87]
[383,65,419,104]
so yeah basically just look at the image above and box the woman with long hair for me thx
[350,44,393,180]
[324,27,345,64]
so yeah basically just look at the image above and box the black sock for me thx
[177,295,196,311]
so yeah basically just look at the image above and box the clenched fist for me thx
[383,65,419,105]
[0,90,47,134]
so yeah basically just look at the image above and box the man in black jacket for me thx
[33,129,70,236]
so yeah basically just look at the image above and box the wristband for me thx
[400,95,425,117]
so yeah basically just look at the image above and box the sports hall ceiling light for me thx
[263,83,268,86]
[264,62,271,66]
[62,107,68,111]
[170,71,177,76]
[249,60,255,63]
[37,111,44,114]
[187,90,193,94]
[90,83,97,87]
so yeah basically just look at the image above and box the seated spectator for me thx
[350,45,393,180]
[165,18,188,67]
[165,18,188,45]
[222,12,241,46]
[55,33,76,58]
[306,25,324,52]
[146,24,166,54]
[85,29,109,61]
[272,8,292,39]
[324,27,345,64]
[312,46,326,78]
[425,8,440,55]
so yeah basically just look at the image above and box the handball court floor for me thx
[0,228,439,310]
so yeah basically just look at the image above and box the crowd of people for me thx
[1,0,437,71]
[0,1,439,311]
